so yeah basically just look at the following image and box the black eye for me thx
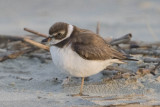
[54,33,65,39]
[57,33,62,36]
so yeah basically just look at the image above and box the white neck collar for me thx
[66,24,73,38]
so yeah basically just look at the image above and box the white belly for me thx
[50,45,122,77]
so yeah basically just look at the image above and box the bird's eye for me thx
[54,32,65,40]
[57,33,62,36]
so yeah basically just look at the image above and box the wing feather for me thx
[71,32,126,60]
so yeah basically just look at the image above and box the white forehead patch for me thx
[49,24,73,45]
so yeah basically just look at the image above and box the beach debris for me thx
[125,49,160,57]
[24,28,48,38]
[136,65,158,76]
[0,47,34,62]
[156,76,160,82]
[109,33,132,46]
[23,38,49,51]
[122,73,132,79]
[136,68,151,76]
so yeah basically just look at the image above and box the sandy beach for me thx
[1,51,160,106]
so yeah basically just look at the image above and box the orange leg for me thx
[72,77,88,96]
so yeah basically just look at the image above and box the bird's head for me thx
[41,22,73,46]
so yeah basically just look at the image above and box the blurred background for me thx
[0,0,160,41]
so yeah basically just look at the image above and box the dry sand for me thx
[0,51,160,106]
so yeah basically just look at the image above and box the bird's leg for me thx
[79,77,84,95]
[71,77,88,96]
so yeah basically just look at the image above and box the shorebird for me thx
[41,22,135,96]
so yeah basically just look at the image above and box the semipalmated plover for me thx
[42,22,134,96]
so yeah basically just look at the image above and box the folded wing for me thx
[71,32,127,60]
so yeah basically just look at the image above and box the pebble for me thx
[9,82,15,87]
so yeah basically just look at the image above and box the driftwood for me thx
[142,57,160,63]
[23,38,49,51]
[0,29,49,62]
[23,28,50,51]
[0,48,34,62]
[136,61,160,76]
[109,33,132,46]
[136,68,156,76]
[24,28,48,38]
[124,49,160,56]
[95,22,132,46]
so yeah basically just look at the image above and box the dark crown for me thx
[49,22,68,35]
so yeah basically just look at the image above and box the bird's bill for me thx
[41,37,51,43]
